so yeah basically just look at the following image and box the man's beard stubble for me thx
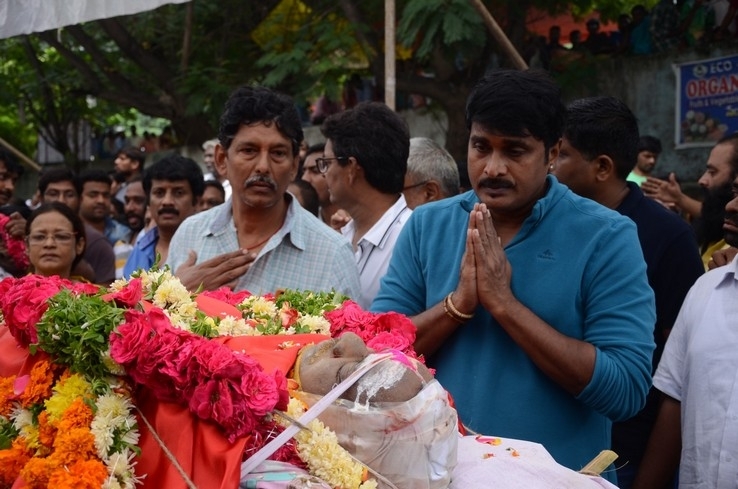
[694,180,733,253]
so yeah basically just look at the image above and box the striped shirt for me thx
[166,196,360,298]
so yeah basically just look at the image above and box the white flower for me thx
[297,315,331,335]
[11,408,33,431]
[241,296,278,317]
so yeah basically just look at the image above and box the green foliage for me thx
[273,289,348,316]
[397,0,484,60]
[35,291,125,385]
[0,417,19,450]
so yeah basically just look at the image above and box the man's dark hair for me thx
[305,143,325,158]
[76,169,112,195]
[203,179,226,201]
[289,179,320,217]
[38,168,77,195]
[466,69,565,152]
[218,86,304,156]
[716,132,738,176]
[117,146,145,168]
[0,148,23,177]
[143,155,204,204]
[637,135,662,155]
[321,102,409,194]
[563,96,640,180]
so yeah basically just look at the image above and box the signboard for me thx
[674,54,738,149]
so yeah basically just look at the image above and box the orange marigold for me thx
[0,438,32,488]
[36,411,57,450]
[56,398,94,432]
[50,427,96,467]
[18,456,55,489]
[47,459,108,489]
[18,360,56,407]
[0,376,16,417]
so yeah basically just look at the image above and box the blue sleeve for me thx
[123,243,153,278]
[576,220,656,422]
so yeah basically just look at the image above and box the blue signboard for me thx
[675,54,738,149]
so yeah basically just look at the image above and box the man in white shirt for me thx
[319,102,411,308]
[634,169,738,488]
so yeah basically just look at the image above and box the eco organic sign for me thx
[675,54,738,149]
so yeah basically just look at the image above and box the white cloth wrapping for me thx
[297,379,458,489]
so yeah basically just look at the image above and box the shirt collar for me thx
[343,194,409,248]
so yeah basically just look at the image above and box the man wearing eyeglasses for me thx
[403,137,461,210]
[166,86,359,298]
[319,102,412,309]
[300,143,342,227]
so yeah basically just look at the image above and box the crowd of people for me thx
[528,0,738,71]
[0,67,737,488]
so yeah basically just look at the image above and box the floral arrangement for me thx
[0,214,29,273]
[0,268,421,489]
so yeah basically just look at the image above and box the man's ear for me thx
[214,143,228,179]
[547,139,562,164]
[422,180,443,203]
[290,155,299,181]
[593,155,615,182]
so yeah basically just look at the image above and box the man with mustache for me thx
[642,133,738,268]
[123,155,203,277]
[166,86,359,297]
[114,176,147,278]
[633,159,738,489]
[372,70,655,483]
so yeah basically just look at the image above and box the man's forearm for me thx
[632,394,682,489]
[676,194,702,219]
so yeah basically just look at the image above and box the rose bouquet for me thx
[0,268,421,489]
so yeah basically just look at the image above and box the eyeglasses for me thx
[403,180,429,191]
[27,232,76,246]
[302,165,322,176]
[315,156,349,174]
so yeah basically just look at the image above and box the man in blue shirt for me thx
[372,70,655,481]
[124,155,203,277]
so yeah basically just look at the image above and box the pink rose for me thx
[326,300,374,337]
[200,287,252,306]
[279,303,299,328]
[366,331,412,353]
[110,310,153,365]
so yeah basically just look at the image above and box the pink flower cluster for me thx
[0,214,30,272]
[326,300,418,358]
[200,287,252,305]
[0,275,98,347]
[110,307,289,443]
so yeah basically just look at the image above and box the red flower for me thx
[110,310,153,365]
[199,287,252,306]
[0,275,73,347]
[325,300,374,338]
[102,278,143,308]
[366,331,412,354]
[279,303,299,328]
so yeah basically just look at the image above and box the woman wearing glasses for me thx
[25,202,86,280]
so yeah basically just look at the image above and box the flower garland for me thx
[0,214,29,272]
[0,270,422,489]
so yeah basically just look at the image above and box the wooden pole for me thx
[0,136,42,172]
[385,0,396,110]
[469,0,528,70]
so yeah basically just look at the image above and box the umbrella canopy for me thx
[0,0,189,40]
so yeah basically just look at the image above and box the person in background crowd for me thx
[113,146,145,205]
[0,148,26,240]
[198,180,226,213]
[77,170,132,246]
[202,138,232,201]
[166,85,359,298]
[124,155,203,277]
[114,176,147,278]
[403,137,460,209]
[320,102,412,308]
[301,143,342,226]
[38,168,116,285]
[372,70,655,482]
[642,133,738,268]
[627,135,663,186]
[551,96,703,488]
[583,18,613,54]
[629,5,654,54]
[25,202,86,280]
[288,179,320,217]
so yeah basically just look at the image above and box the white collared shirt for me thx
[654,255,738,488]
[341,194,412,309]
